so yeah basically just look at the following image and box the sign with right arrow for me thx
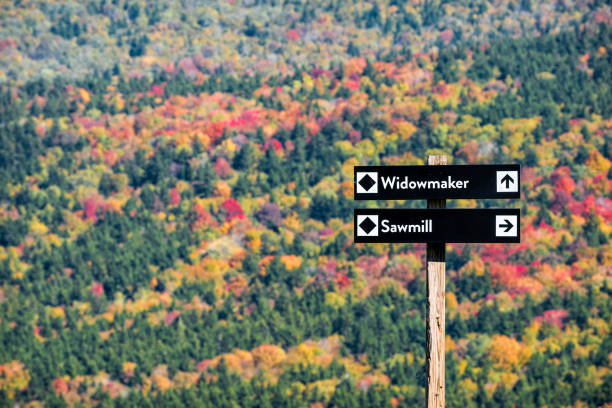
[353,156,521,408]
[354,208,520,243]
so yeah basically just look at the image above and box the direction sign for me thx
[354,209,520,243]
[354,165,520,200]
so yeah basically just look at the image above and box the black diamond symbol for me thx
[359,174,376,191]
[359,217,376,234]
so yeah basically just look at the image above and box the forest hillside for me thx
[0,0,611,406]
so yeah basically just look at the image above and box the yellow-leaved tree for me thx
[0,361,30,398]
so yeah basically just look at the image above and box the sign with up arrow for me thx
[353,156,521,408]
[354,209,520,243]
[355,164,520,200]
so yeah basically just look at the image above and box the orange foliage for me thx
[150,365,173,392]
[122,362,137,379]
[280,255,301,270]
[488,335,531,371]
[0,361,30,398]
[52,377,69,394]
[224,274,248,297]
[173,372,199,388]
[251,344,286,368]
[355,373,390,391]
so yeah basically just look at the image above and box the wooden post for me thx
[426,155,447,408]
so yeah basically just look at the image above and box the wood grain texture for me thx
[426,155,446,408]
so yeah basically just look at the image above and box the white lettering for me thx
[378,176,470,190]
[381,219,389,232]
[382,219,432,234]
[381,177,395,189]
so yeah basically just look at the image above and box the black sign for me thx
[354,209,520,243]
[354,165,520,200]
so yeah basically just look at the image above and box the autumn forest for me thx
[0,0,612,406]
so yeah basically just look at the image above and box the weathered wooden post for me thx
[426,155,446,408]
[354,156,521,408]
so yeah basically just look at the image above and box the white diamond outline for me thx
[357,215,379,237]
[356,172,378,194]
